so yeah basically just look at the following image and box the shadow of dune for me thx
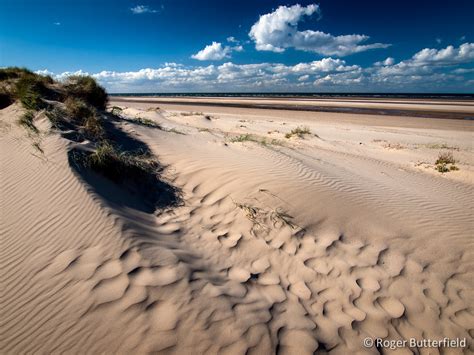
[67,113,181,214]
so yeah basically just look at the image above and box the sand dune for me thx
[1,98,473,353]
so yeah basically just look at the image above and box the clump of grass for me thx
[234,202,266,230]
[270,208,297,229]
[82,114,104,140]
[285,126,311,139]
[180,111,203,116]
[435,151,458,173]
[231,134,253,142]
[85,141,158,182]
[230,134,282,146]
[435,151,455,165]
[0,67,34,81]
[132,117,161,128]
[15,74,49,110]
[426,143,459,151]
[18,110,38,133]
[111,106,123,115]
[64,75,108,110]
[45,106,67,129]
[64,97,94,122]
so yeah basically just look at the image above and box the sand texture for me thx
[1,98,473,354]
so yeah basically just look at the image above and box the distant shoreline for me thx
[111,96,474,120]
[109,93,474,100]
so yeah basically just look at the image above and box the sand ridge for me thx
[1,101,473,353]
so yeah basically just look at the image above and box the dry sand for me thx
[1,97,473,353]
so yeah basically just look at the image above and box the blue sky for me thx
[1,0,473,92]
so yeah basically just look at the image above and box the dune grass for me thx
[131,117,161,128]
[85,141,158,182]
[18,110,38,133]
[64,76,108,110]
[435,151,458,173]
[230,134,282,146]
[285,126,312,139]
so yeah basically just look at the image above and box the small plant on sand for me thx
[285,126,311,139]
[435,151,458,173]
[269,208,297,229]
[111,106,123,115]
[133,117,161,128]
[18,110,38,133]
[230,134,283,146]
[435,151,455,165]
[425,143,459,151]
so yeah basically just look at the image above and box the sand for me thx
[1,98,473,353]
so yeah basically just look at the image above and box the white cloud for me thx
[53,22,61,26]
[38,43,474,92]
[130,5,158,14]
[227,36,238,43]
[436,38,442,44]
[374,57,395,66]
[410,43,474,65]
[249,4,389,56]
[192,42,242,61]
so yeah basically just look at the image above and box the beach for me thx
[1,96,473,353]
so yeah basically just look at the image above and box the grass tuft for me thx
[285,126,311,139]
[132,117,161,128]
[435,151,455,165]
[85,141,158,182]
[435,151,458,173]
[18,110,38,133]
[230,134,282,146]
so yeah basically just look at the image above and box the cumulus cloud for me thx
[192,42,243,61]
[249,4,389,56]
[375,43,474,78]
[374,57,395,66]
[130,5,158,14]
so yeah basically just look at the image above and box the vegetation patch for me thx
[285,126,312,139]
[18,110,38,133]
[64,75,108,110]
[435,151,458,173]
[425,143,459,151]
[2,66,181,211]
[129,116,161,128]
[230,134,282,146]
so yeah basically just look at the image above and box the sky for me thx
[1,0,473,93]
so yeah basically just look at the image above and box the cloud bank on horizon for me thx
[30,3,474,92]
[38,43,474,93]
